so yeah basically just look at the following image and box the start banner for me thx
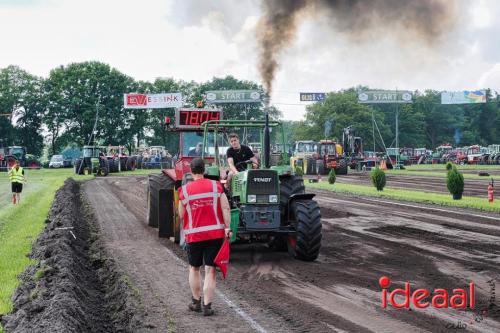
[123,93,183,109]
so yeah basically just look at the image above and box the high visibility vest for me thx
[179,179,225,243]
[9,166,25,184]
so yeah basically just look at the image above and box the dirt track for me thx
[88,176,500,332]
[331,173,492,197]
[4,176,500,332]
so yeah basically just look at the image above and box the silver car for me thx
[49,155,64,168]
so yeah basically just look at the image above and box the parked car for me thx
[49,155,64,168]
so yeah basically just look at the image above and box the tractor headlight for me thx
[269,195,278,203]
[247,195,256,203]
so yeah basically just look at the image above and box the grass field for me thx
[0,169,92,331]
[307,181,500,213]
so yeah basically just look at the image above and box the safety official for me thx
[178,158,231,316]
[8,160,26,205]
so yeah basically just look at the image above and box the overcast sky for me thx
[1,0,499,120]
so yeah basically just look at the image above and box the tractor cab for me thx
[290,140,318,175]
[75,145,109,176]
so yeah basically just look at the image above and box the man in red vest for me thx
[178,158,231,316]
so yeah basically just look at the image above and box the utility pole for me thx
[395,88,399,169]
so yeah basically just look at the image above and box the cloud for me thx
[0,0,499,122]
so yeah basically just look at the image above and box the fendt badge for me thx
[253,177,272,183]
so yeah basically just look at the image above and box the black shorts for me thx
[187,238,224,268]
[12,182,23,193]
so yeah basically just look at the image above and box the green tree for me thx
[45,61,136,151]
[0,66,45,156]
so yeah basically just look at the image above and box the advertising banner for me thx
[441,91,486,104]
[123,93,183,109]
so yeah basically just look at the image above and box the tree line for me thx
[1,61,499,158]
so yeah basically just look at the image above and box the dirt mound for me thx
[1,179,147,333]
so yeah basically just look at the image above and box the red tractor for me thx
[314,140,348,175]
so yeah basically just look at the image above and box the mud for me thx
[4,175,500,332]
[1,179,147,332]
[89,176,500,333]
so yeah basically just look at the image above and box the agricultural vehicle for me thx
[313,140,348,175]
[289,140,318,175]
[0,146,40,171]
[487,145,500,165]
[74,146,109,176]
[105,145,138,172]
[432,144,453,164]
[147,108,322,261]
[342,126,364,170]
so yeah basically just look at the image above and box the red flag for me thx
[214,238,230,279]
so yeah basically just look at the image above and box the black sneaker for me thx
[203,302,214,316]
[188,297,201,312]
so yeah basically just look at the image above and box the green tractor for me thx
[148,109,322,261]
[74,145,109,176]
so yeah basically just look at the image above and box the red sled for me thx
[214,238,230,279]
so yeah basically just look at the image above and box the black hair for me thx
[190,158,205,175]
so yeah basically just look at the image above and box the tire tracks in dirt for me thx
[87,176,500,332]
[84,177,289,333]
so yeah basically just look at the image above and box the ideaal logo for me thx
[379,276,475,309]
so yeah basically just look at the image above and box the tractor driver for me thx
[226,133,258,186]
[188,142,203,157]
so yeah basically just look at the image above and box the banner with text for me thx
[358,90,413,104]
[205,90,261,103]
[441,90,486,104]
[123,93,183,109]
[300,93,326,102]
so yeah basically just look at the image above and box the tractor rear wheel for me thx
[147,173,175,228]
[74,159,82,174]
[306,158,316,175]
[336,159,348,175]
[280,175,305,223]
[316,160,326,175]
[288,200,322,261]
[126,156,137,171]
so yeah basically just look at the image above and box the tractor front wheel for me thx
[288,200,322,261]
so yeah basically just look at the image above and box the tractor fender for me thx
[287,193,316,221]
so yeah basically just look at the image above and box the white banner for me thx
[441,90,486,104]
[123,93,182,109]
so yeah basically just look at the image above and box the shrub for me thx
[445,162,453,171]
[370,167,386,191]
[328,168,336,184]
[446,167,464,199]
[294,166,304,176]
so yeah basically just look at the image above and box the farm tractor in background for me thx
[74,146,109,176]
[0,146,40,171]
[104,145,138,172]
[289,140,318,175]
[341,125,363,170]
[313,140,348,175]
[431,144,453,164]
[147,108,322,261]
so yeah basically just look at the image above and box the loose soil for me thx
[3,175,500,333]
[1,179,147,332]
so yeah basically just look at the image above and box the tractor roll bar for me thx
[200,119,288,168]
